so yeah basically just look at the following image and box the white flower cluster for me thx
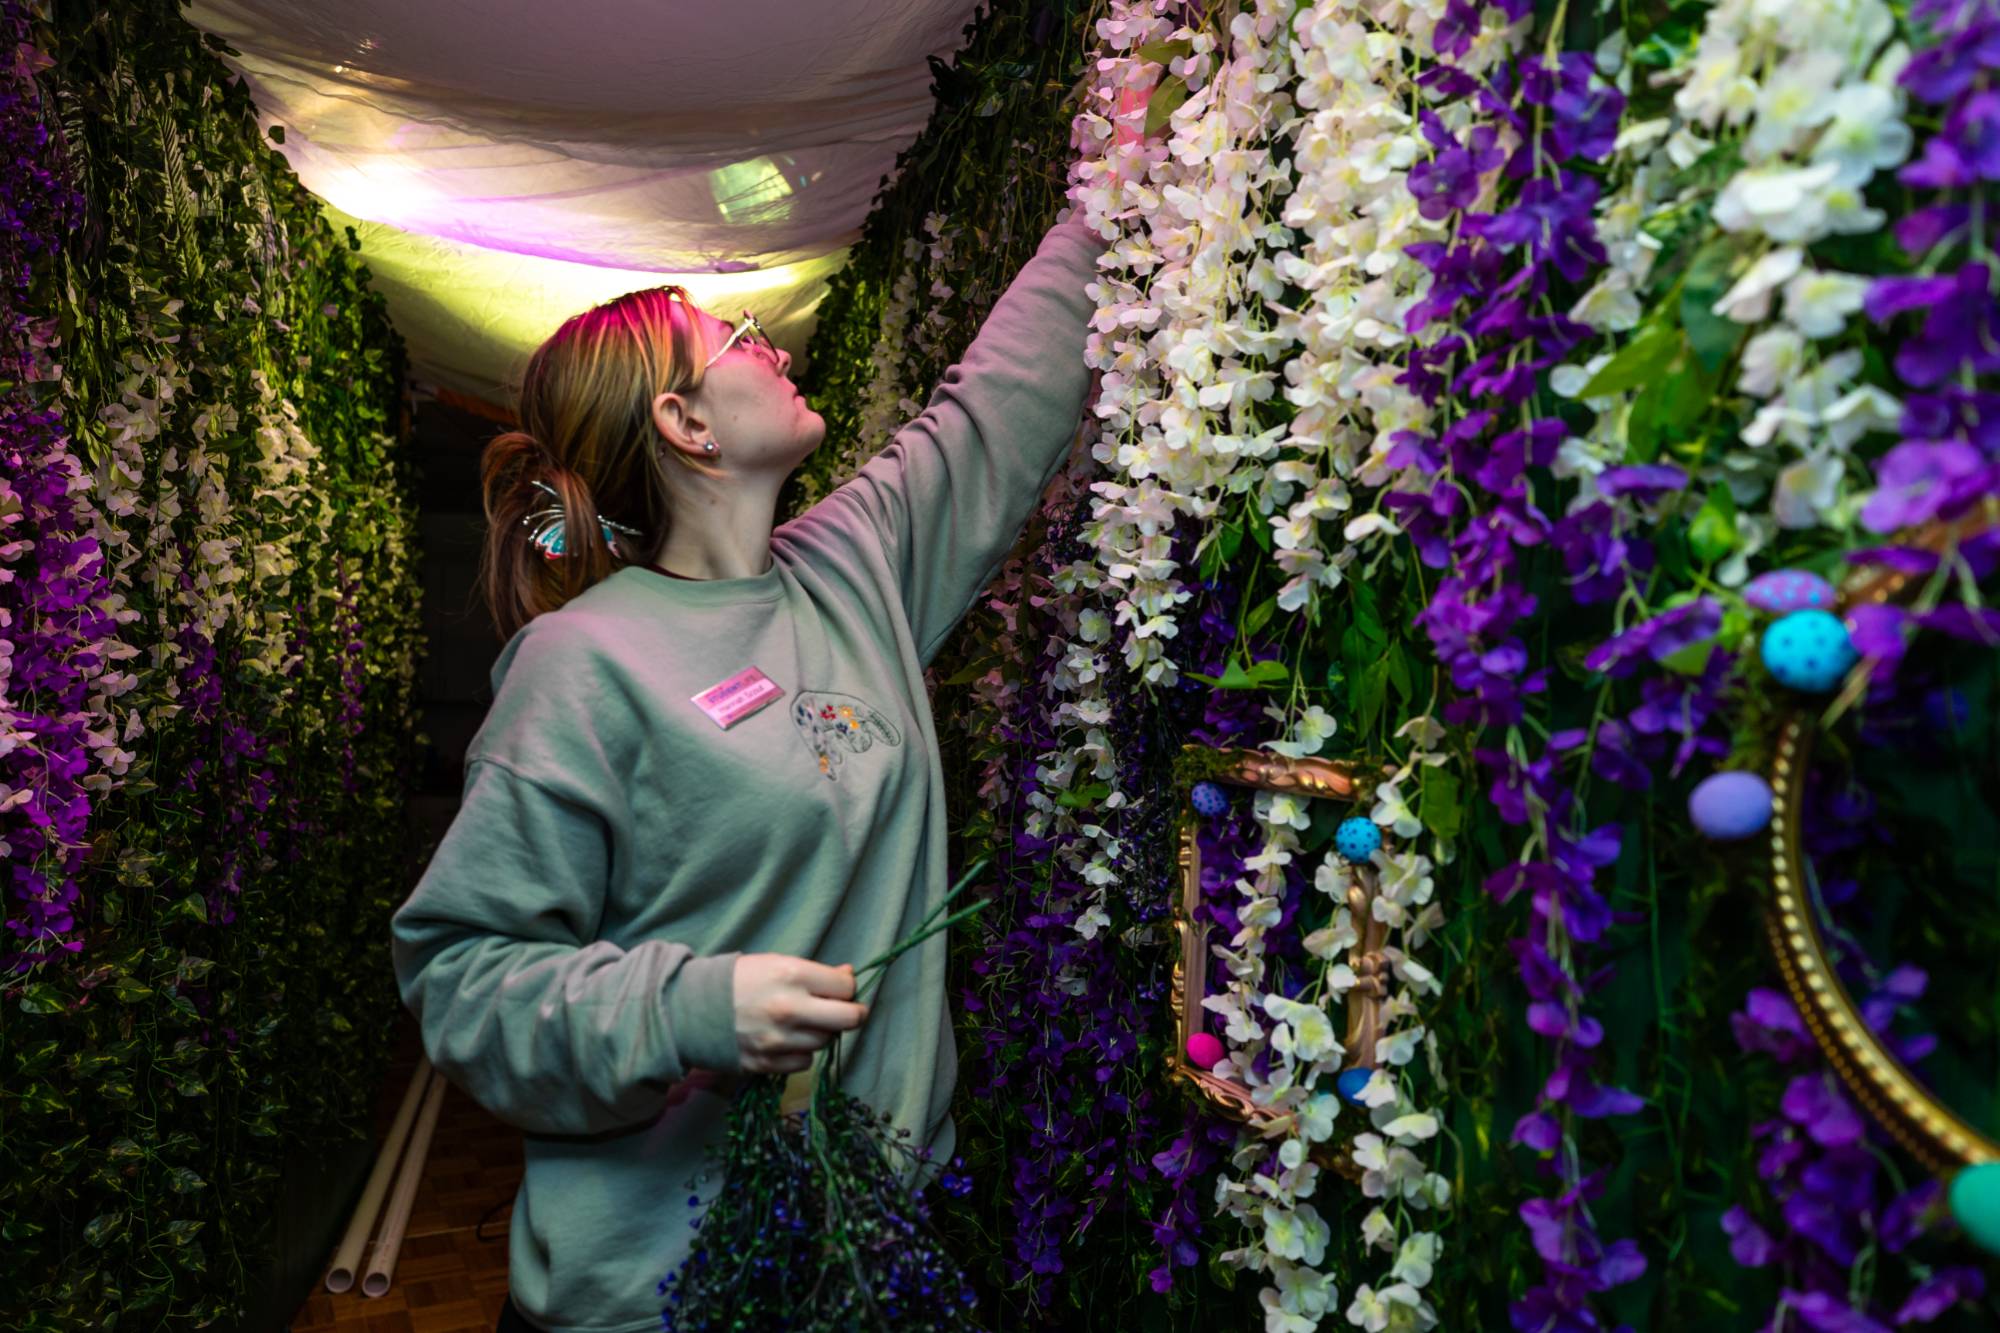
[1200,758,1451,1333]
[1203,792,1348,1329]
[1276,0,1524,547]
[237,371,341,713]
[78,306,343,788]
[1075,2,1292,690]
[1560,0,1909,553]
[91,341,216,738]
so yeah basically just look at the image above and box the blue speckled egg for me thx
[1190,781,1230,817]
[1335,817,1382,861]
[1743,569,1838,614]
[1336,1067,1373,1106]
[1761,609,1859,693]
[1688,771,1774,841]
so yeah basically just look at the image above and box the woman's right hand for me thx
[731,954,870,1075]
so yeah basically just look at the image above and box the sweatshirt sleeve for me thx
[390,756,743,1137]
[789,212,1109,665]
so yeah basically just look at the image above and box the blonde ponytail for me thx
[475,287,721,643]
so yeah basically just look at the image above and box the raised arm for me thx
[390,756,742,1137]
[787,212,1110,664]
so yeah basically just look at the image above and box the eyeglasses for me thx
[702,309,779,371]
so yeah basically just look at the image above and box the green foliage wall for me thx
[0,1,424,1327]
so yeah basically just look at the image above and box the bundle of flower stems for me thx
[657,856,993,1332]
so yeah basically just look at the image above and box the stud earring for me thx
[703,441,717,453]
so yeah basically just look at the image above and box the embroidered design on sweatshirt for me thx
[791,690,902,780]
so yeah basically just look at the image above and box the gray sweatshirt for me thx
[389,212,1108,1333]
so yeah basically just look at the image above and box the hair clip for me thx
[522,478,643,560]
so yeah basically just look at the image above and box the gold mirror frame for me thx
[1168,746,1383,1175]
[1763,514,2000,1173]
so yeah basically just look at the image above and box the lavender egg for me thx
[1688,771,1775,841]
[1743,569,1838,614]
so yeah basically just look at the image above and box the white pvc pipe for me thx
[325,1055,436,1293]
[360,1069,449,1297]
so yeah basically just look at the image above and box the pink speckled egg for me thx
[1186,1032,1225,1070]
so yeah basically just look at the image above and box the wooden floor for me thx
[289,1012,524,1333]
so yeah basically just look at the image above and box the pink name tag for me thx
[690,666,784,730]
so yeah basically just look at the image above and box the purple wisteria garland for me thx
[1855,0,2000,611]
[956,492,1288,1313]
[1385,9,1682,1327]
[958,494,1177,1306]
[1715,0,2000,1323]
[0,3,103,972]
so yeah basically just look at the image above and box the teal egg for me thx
[1949,1162,2000,1255]
[1760,609,1858,693]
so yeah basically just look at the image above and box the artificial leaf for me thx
[1688,486,1737,564]
[1420,768,1464,841]
[83,1213,125,1247]
[1144,77,1190,136]
[1659,638,1717,676]
[160,1219,204,1246]
[1133,39,1193,65]
[1243,595,1277,637]
[18,983,67,1015]
[1680,239,1748,372]
[1580,324,1683,398]
[1055,781,1112,809]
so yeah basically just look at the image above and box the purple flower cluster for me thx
[1723,766,1987,1329]
[204,683,277,931]
[954,508,1180,1313]
[1384,18,1671,1328]
[334,551,368,792]
[1837,1,2000,690]
[1145,1107,1236,1294]
[1862,0,2000,550]
[0,3,110,972]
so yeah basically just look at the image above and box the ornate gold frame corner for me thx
[1167,745,1384,1176]
[1764,513,2000,1172]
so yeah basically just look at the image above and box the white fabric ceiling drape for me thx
[185,0,988,407]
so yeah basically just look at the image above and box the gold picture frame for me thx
[1167,745,1384,1175]
[1763,510,2000,1173]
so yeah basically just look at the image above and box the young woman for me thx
[389,208,1109,1333]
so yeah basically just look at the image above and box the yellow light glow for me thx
[313,158,438,226]
[708,156,796,226]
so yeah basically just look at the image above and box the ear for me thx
[651,390,711,459]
